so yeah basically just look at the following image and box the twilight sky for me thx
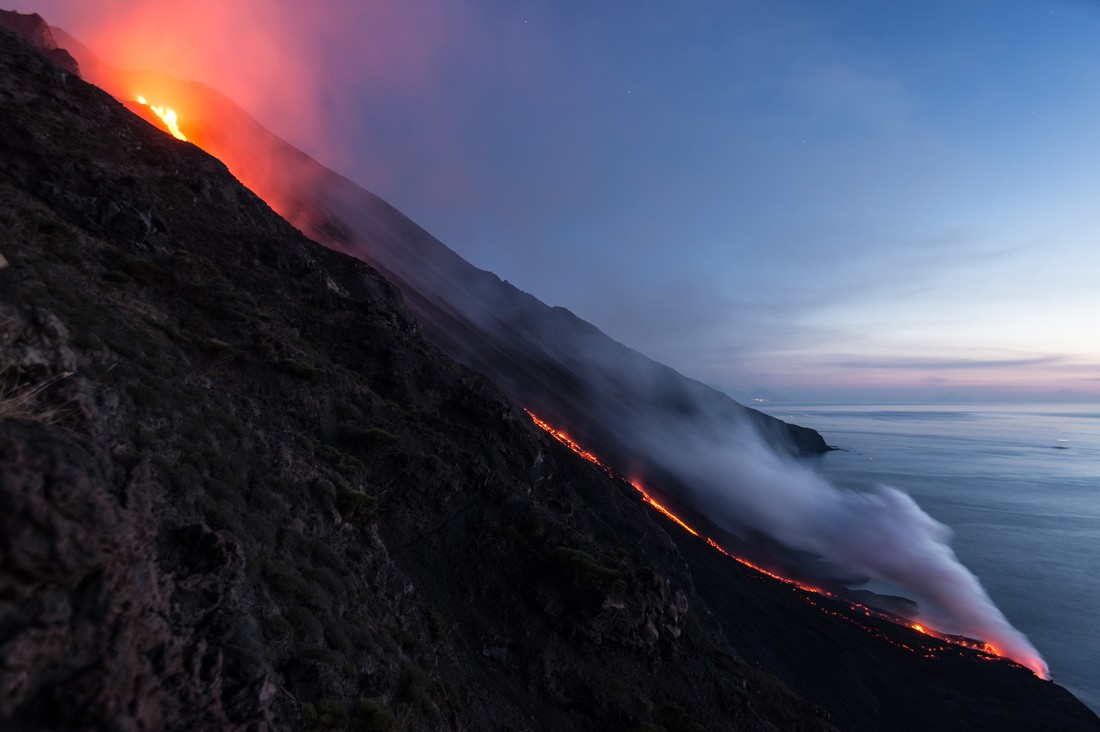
[15,0,1100,401]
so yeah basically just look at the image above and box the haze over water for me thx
[758,402,1100,712]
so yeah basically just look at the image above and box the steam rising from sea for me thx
[631,414,1049,678]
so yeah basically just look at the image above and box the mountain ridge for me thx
[53,30,849,596]
[0,22,840,730]
[2,16,1098,731]
[44,24,830,471]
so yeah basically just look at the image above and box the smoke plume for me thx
[630,409,1049,678]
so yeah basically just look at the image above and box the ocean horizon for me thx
[756,401,1100,713]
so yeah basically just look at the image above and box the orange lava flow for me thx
[136,96,188,141]
[524,409,1026,671]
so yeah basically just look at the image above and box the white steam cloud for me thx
[633,414,1049,678]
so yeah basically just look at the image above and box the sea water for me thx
[756,403,1100,713]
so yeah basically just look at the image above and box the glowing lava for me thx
[525,409,1033,674]
[136,96,187,141]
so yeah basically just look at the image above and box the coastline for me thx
[755,401,1100,714]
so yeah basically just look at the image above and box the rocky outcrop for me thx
[0,11,78,75]
[0,305,273,731]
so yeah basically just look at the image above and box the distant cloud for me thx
[825,355,1065,370]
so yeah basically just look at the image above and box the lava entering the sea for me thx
[136,96,188,141]
[524,409,1032,674]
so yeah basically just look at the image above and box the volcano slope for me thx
[0,23,835,731]
[52,18,845,623]
[46,18,830,475]
[2,20,1099,732]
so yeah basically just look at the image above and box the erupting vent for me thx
[525,409,1031,673]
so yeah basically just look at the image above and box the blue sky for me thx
[17,0,1100,401]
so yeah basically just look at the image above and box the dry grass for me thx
[0,366,74,424]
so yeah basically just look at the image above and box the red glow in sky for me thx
[13,0,1100,402]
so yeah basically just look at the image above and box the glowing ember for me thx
[136,96,188,141]
[525,409,1034,674]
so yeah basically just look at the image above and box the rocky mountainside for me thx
[48,25,843,594]
[2,17,1099,732]
[0,10,76,74]
[45,19,828,489]
[0,22,835,731]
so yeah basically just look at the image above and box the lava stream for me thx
[525,409,1027,672]
[136,96,187,141]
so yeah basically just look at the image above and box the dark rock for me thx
[0,11,79,76]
